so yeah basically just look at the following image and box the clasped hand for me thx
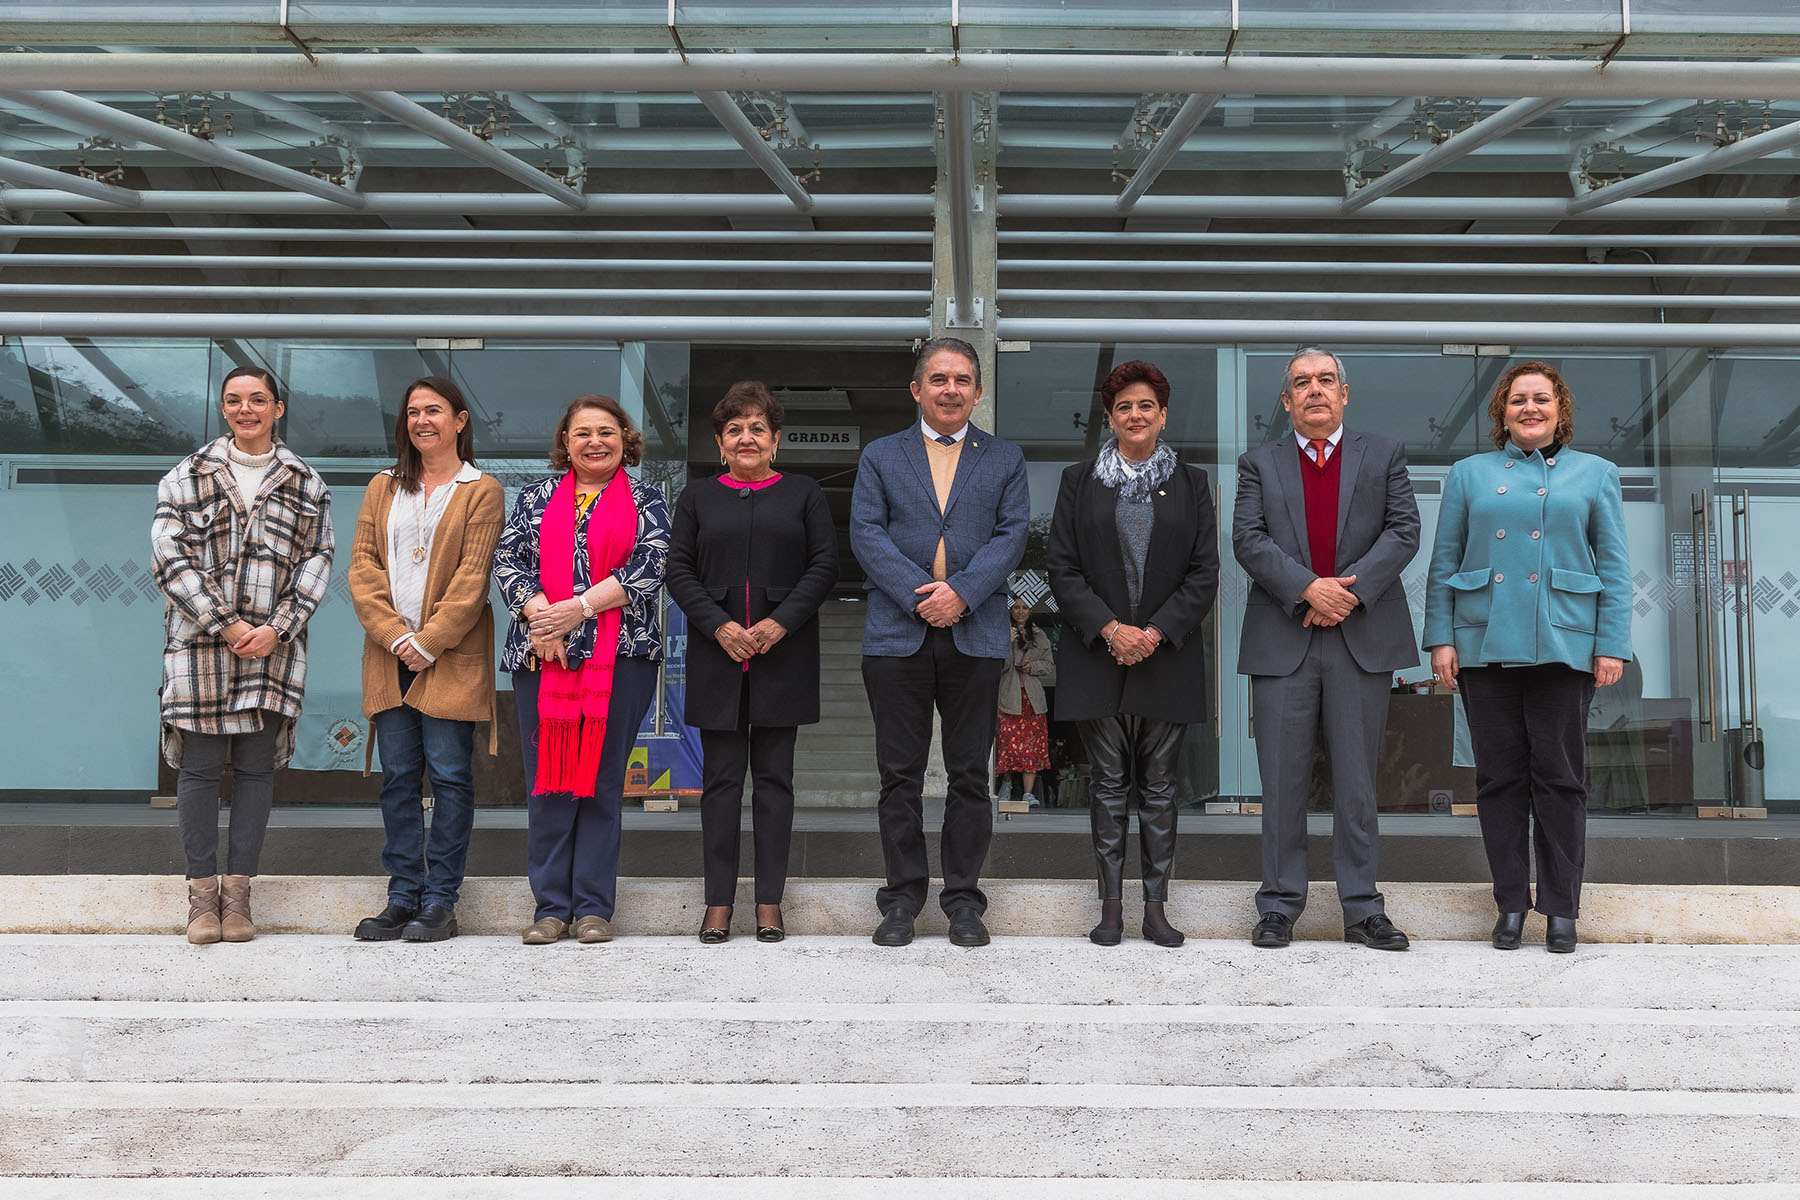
[913,581,967,627]
[715,618,789,662]
[1301,574,1358,628]
[221,620,278,660]
[1109,623,1158,665]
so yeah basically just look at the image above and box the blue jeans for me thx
[372,665,477,910]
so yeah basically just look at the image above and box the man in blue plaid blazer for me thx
[849,337,1030,948]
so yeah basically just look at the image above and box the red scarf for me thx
[534,469,638,797]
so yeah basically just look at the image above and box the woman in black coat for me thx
[1047,360,1219,948]
[665,381,839,943]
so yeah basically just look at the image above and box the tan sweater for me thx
[349,472,506,753]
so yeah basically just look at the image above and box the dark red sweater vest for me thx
[1299,441,1341,579]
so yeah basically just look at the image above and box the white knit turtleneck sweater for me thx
[227,440,275,504]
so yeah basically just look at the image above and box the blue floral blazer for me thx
[494,472,671,671]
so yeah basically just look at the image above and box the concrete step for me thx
[5,998,1795,1091]
[2,1080,1792,1181]
[7,1182,1794,1199]
[6,877,1797,943]
[2,935,1796,1010]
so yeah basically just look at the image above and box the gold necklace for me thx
[411,466,457,564]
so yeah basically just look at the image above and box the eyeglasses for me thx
[222,395,275,411]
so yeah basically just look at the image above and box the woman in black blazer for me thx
[665,381,839,943]
[1047,360,1219,948]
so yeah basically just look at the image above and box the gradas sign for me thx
[779,425,860,459]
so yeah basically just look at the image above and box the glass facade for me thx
[1,7,1796,867]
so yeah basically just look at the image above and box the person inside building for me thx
[1424,360,1631,954]
[995,595,1055,809]
[152,365,334,945]
[666,381,839,943]
[494,394,670,946]
[347,376,505,944]
[1047,359,1219,948]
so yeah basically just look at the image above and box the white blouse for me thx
[384,460,483,662]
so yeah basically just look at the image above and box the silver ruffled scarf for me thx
[1093,437,1176,502]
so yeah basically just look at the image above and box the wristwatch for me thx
[579,594,595,621]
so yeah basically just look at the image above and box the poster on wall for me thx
[628,598,703,799]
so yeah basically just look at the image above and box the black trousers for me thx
[862,626,1004,917]
[699,710,798,906]
[1078,716,1187,902]
[1459,663,1597,919]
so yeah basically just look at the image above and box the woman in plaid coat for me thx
[151,366,334,944]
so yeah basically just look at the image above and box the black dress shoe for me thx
[872,908,915,947]
[755,906,785,943]
[699,905,732,944]
[1345,913,1410,951]
[400,904,458,942]
[1546,915,1578,954]
[1492,911,1526,951]
[353,903,415,941]
[1140,899,1185,948]
[1251,911,1293,949]
[946,908,991,947]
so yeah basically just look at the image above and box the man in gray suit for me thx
[850,337,1029,948]
[1233,346,1421,950]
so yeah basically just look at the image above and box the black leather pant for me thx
[1078,716,1187,902]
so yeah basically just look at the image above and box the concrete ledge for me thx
[1,875,1797,944]
[5,999,1795,1091]
[5,1183,1796,1200]
[3,935,1797,1010]
[1,1082,1795,1182]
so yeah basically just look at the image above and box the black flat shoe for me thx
[353,903,415,941]
[1546,915,1578,954]
[1251,911,1293,949]
[1141,899,1185,948]
[872,908,915,947]
[1089,897,1124,946]
[400,904,458,942]
[699,905,732,944]
[755,905,785,943]
[1492,911,1526,951]
[1345,913,1410,951]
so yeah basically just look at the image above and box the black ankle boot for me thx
[1546,915,1578,954]
[1089,898,1124,946]
[1491,910,1526,951]
[1141,899,1185,948]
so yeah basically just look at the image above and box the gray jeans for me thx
[175,715,282,878]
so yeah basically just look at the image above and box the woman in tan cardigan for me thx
[348,376,505,943]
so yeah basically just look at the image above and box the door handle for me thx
[1731,492,1765,770]
[1691,491,1719,743]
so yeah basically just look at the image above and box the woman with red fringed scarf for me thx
[493,395,671,946]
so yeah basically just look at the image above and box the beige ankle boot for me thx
[186,877,221,945]
[220,874,255,942]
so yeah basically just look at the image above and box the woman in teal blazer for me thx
[1422,361,1631,954]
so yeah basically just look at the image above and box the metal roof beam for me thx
[2,190,1797,222]
[1116,93,1221,212]
[941,91,977,326]
[694,91,813,211]
[0,312,932,341]
[16,53,1800,100]
[0,91,364,208]
[0,156,141,207]
[344,91,587,210]
[1569,117,1800,213]
[1343,97,1567,213]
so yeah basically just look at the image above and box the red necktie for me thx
[1309,438,1328,467]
